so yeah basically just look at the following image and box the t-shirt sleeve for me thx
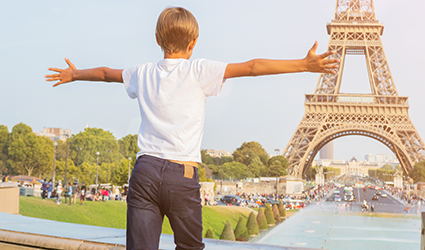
[195,59,228,97]
[122,65,141,99]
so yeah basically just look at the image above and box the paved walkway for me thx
[0,212,321,250]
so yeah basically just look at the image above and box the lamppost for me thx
[75,146,82,184]
[96,151,100,193]
[52,142,58,186]
[274,149,280,199]
[63,132,69,187]
[128,157,132,183]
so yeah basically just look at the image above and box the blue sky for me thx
[1,0,424,161]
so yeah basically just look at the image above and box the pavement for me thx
[0,211,322,250]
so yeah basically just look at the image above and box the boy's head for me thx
[156,7,199,54]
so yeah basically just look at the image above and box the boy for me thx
[45,6,338,250]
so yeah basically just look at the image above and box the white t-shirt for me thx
[122,58,228,163]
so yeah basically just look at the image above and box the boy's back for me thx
[123,58,227,162]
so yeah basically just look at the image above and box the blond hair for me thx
[155,7,199,54]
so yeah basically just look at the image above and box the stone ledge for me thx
[0,229,125,250]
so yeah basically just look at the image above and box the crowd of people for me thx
[39,179,129,205]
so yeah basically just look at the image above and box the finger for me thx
[319,50,335,59]
[309,41,318,53]
[44,74,61,78]
[323,64,339,69]
[324,58,340,64]
[53,81,65,87]
[320,70,336,74]
[45,77,62,81]
[47,67,62,72]
[65,58,76,69]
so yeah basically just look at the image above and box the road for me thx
[330,187,407,214]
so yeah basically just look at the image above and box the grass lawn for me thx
[19,196,253,239]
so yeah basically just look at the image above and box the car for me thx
[344,195,354,202]
[381,193,387,198]
[220,195,241,205]
[372,195,379,200]
[376,191,382,196]
[266,199,280,206]
[334,194,342,202]
[247,201,259,208]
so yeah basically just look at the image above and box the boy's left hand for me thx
[45,58,76,87]
[304,41,340,74]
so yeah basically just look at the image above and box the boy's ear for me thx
[188,37,198,52]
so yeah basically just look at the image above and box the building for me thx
[204,149,232,158]
[364,153,374,162]
[376,154,398,163]
[314,156,380,177]
[36,127,71,141]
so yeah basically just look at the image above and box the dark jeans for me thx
[127,155,204,250]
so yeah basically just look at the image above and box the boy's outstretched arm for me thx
[224,41,339,79]
[45,58,123,87]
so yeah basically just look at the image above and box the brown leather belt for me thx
[169,160,198,179]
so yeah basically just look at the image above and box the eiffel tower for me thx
[283,0,425,178]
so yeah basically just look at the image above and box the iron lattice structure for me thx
[283,0,425,178]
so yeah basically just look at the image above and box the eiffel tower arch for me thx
[283,0,425,178]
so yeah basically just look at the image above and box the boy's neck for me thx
[164,51,192,60]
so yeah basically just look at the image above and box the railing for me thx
[305,94,409,105]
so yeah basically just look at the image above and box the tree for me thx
[118,134,138,160]
[409,160,425,183]
[278,202,286,219]
[382,164,393,170]
[267,155,288,177]
[204,227,214,239]
[256,208,268,230]
[246,212,259,236]
[233,141,269,166]
[70,127,120,166]
[272,204,281,223]
[113,158,134,186]
[247,156,265,178]
[7,123,53,176]
[220,221,235,241]
[0,125,9,175]
[78,162,97,185]
[234,217,249,241]
[201,150,214,165]
[221,161,251,180]
[53,159,77,183]
[264,203,275,226]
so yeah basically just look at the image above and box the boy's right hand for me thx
[45,58,76,87]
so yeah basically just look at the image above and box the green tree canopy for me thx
[234,217,249,241]
[382,164,393,170]
[256,208,268,230]
[409,160,425,183]
[221,161,252,180]
[113,158,134,186]
[266,155,288,177]
[246,212,259,236]
[233,141,269,166]
[7,123,53,177]
[118,134,138,160]
[0,125,9,175]
[220,220,235,241]
[70,127,120,166]
[204,227,214,239]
